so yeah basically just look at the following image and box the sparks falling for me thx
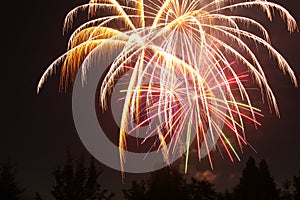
[38,0,298,174]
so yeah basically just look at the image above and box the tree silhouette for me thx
[233,157,279,200]
[293,172,300,200]
[146,167,189,200]
[257,159,279,199]
[278,172,300,200]
[279,180,293,200]
[233,157,259,200]
[0,162,24,200]
[187,178,219,200]
[47,149,114,200]
[35,192,43,200]
[219,190,234,200]
[123,167,220,200]
[122,180,148,200]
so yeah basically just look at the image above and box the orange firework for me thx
[38,0,298,174]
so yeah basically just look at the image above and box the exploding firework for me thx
[38,0,298,174]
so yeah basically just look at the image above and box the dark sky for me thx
[2,0,300,199]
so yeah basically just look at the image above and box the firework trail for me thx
[38,0,298,174]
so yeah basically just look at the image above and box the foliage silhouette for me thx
[233,157,279,200]
[147,167,189,200]
[35,192,43,200]
[30,155,300,200]
[293,172,300,200]
[122,180,148,200]
[38,149,114,200]
[218,190,234,200]
[187,178,219,200]
[123,167,219,200]
[0,161,24,200]
[123,158,288,200]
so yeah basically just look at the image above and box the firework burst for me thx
[38,0,298,174]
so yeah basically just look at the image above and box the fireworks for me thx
[38,0,298,173]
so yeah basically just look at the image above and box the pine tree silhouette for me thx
[123,167,219,200]
[293,172,300,200]
[233,157,279,200]
[0,161,24,200]
[147,167,189,200]
[258,159,279,199]
[48,149,114,200]
[279,180,293,200]
[187,178,219,200]
[122,180,148,200]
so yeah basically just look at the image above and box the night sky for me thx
[2,0,300,199]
